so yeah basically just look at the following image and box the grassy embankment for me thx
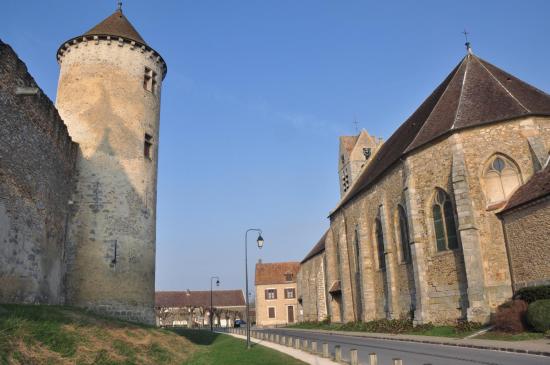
[288,319,544,340]
[0,304,305,365]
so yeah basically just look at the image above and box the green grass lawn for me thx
[0,304,305,365]
[171,329,306,365]
[475,331,545,341]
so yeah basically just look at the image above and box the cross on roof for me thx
[117,1,122,11]
[462,29,472,53]
[353,116,359,134]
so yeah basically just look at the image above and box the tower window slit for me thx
[143,67,157,94]
[144,133,153,160]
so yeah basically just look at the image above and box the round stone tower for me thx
[55,7,167,324]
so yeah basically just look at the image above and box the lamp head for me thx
[216,279,220,286]
[257,234,264,249]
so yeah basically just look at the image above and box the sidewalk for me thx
[280,327,550,357]
[220,331,338,365]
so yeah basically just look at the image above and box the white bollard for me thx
[322,342,329,358]
[335,345,342,362]
[393,359,403,365]
[369,352,378,365]
[350,349,358,365]
[311,341,318,353]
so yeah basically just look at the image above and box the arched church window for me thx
[433,189,459,251]
[398,205,412,263]
[375,214,386,270]
[482,155,521,205]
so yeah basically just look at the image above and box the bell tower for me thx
[55,7,167,324]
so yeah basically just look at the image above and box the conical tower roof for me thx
[84,9,147,45]
[332,53,550,214]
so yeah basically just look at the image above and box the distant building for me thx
[155,290,245,328]
[255,262,300,327]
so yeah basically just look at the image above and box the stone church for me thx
[297,47,550,325]
[0,7,166,324]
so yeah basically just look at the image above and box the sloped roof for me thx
[255,262,300,285]
[500,163,550,213]
[340,135,359,155]
[331,53,550,215]
[301,230,328,264]
[84,9,147,45]
[155,290,245,308]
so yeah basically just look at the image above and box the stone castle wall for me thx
[0,40,78,304]
[56,38,164,324]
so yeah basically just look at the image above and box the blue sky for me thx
[3,1,550,294]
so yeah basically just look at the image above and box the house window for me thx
[433,189,459,251]
[284,288,295,299]
[398,205,412,263]
[144,133,153,159]
[375,214,386,270]
[143,67,157,94]
[284,273,294,282]
[268,307,275,318]
[265,289,277,300]
[483,155,521,205]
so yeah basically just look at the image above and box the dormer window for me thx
[143,67,157,94]
[284,273,294,282]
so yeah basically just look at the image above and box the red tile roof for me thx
[332,54,550,216]
[85,10,147,45]
[500,163,550,213]
[155,290,245,308]
[301,230,327,264]
[255,262,300,285]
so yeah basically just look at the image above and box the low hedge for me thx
[513,285,550,304]
[526,299,550,333]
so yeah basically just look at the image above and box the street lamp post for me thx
[244,228,264,349]
[210,276,220,332]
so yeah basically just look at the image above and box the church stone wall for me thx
[297,252,327,322]
[56,39,164,324]
[0,40,77,304]
[501,198,550,290]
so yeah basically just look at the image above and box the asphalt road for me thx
[257,328,549,365]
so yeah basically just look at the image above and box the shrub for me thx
[527,300,550,333]
[494,300,528,333]
[513,285,550,304]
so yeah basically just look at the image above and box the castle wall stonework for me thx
[56,39,164,324]
[0,40,77,304]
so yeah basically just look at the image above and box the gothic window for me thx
[375,214,386,270]
[144,133,153,159]
[398,205,412,263]
[432,189,459,251]
[482,155,521,205]
[143,67,157,94]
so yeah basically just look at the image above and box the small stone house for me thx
[499,163,550,291]
[255,262,300,327]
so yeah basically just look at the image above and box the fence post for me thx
[280,335,286,345]
[287,337,293,347]
[295,338,300,350]
[335,345,342,362]
[303,339,309,351]
[275,334,280,343]
[350,349,358,365]
[369,353,378,365]
[393,359,403,365]
[311,341,317,354]
[322,343,329,358]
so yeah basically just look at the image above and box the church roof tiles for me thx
[332,53,550,215]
